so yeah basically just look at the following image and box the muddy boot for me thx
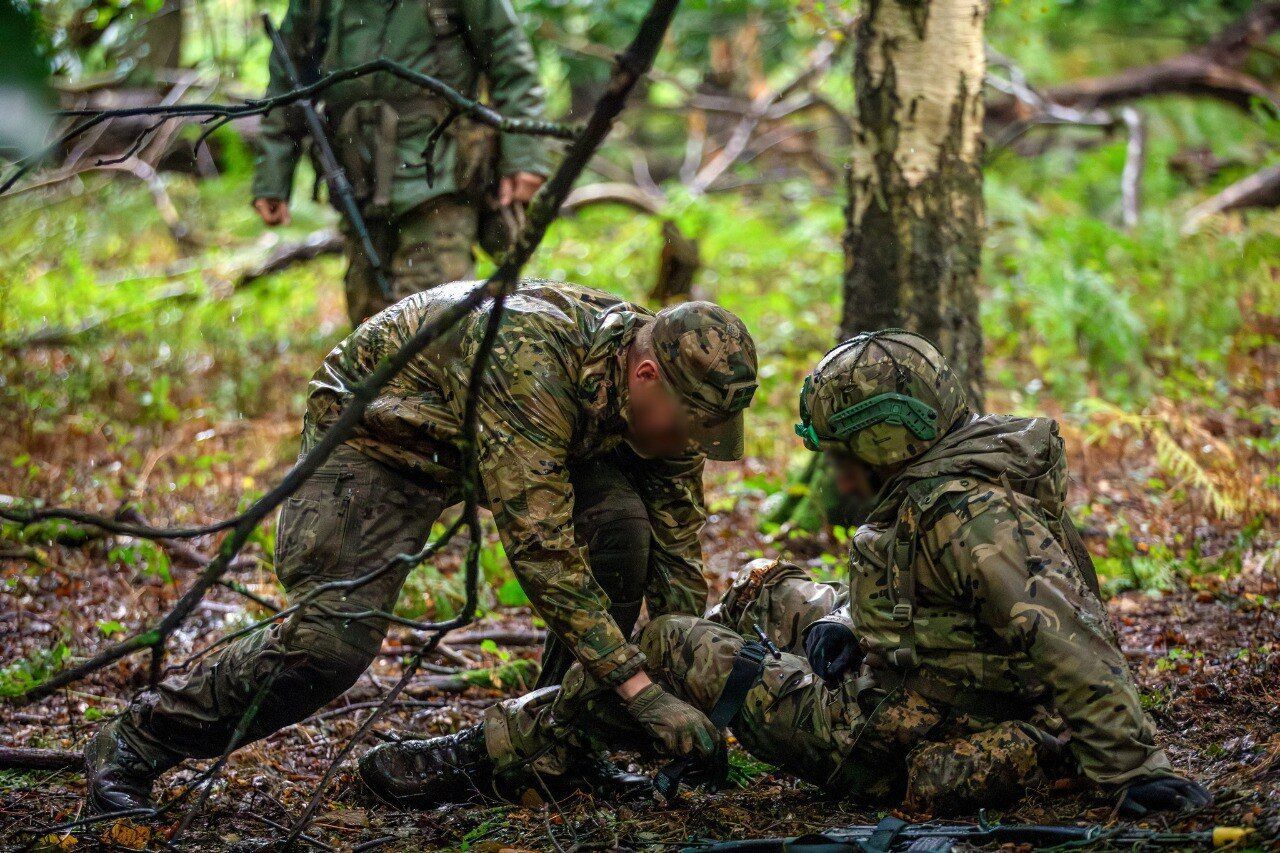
[83,721,177,815]
[359,725,494,807]
[571,751,651,799]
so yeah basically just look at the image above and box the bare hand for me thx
[498,172,545,206]
[253,197,291,226]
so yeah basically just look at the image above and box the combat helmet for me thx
[794,330,970,467]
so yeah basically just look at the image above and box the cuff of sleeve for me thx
[812,611,858,636]
[500,134,551,177]
[1090,747,1175,789]
[583,643,647,688]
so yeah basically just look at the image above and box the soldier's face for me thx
[626,357,691,458]
[826,451,877,501]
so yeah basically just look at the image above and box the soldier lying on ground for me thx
[359,330,1210,818]
[84,280,759,813]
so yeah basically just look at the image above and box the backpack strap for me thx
[885,501,921,669]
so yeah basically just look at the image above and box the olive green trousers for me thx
[116,445,653,769]
[341,195,478,326]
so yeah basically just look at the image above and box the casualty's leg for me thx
[706,557,846,654]
[905,721,1068,813]
[87,446,445,813]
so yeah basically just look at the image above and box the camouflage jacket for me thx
[303,281,708,685]
[818,415,1171,787]
[252,0,549,215]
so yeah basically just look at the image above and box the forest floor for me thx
[1,388,1278,850]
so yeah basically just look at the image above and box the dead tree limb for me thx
[987,49,1147,230]
[236,229,345,286]
[1120,107,1146,229]
[1182,163,1280,233]
[0,747,82,773]
[988,2,1280,124]
[688,35,844,195]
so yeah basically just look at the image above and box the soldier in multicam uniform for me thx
[252,0,550,325]
[359,330,1210,819]
[83,281,758,813]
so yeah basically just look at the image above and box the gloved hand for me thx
[625,683,722,759]
[1120,775,1212,817]
[804,621,860,685]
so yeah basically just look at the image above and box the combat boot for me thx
[570,751,651,800]
[83,721,177,814]
[359,725,494,807]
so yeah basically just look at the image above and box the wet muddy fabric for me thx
[116,443,682,766]
[483,575,1066,811]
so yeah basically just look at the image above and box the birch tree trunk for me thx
[841,0,987,405]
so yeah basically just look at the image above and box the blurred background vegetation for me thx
[2,0,1278,608]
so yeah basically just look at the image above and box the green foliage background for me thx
[6,0,1279,604]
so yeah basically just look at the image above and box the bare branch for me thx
[2,58,580,196]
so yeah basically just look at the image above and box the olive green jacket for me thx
[252,0,549,216]
[817,415,1172,787]
[302,280,709,686]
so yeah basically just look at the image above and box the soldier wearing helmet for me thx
[359,330,1209,819]
[84,281,758,814]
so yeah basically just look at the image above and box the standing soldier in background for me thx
[251,0,550,325]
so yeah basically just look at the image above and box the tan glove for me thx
[625,683,722,759]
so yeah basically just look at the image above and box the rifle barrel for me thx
[261,13,393,302]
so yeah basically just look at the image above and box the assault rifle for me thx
[681,815,1252,852]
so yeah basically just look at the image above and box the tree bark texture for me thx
[841,0,987,406]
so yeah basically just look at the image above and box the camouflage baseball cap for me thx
[795,329,969,467]
[650,301,758,461]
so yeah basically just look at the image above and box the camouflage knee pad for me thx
[904,721,1063,814]
[706,557,846,653]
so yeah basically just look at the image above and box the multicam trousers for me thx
[341,195,478,326]
[485,559,1067,813]
[116,445,654,770]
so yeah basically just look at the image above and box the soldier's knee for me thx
[284,627,375,701]
[573,477,651,604]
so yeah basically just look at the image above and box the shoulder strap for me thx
[886,501,921,669]
[1060,515,1103,598]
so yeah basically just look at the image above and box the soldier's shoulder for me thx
[910,476,1015,535]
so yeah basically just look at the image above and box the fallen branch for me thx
[0,283,201,352]
[236,229,345,286]
[988,2,1280,123]
[417,626,546,647]
[0,747,81,773]
[1182,162,1280,233]
[116,507,278,612]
